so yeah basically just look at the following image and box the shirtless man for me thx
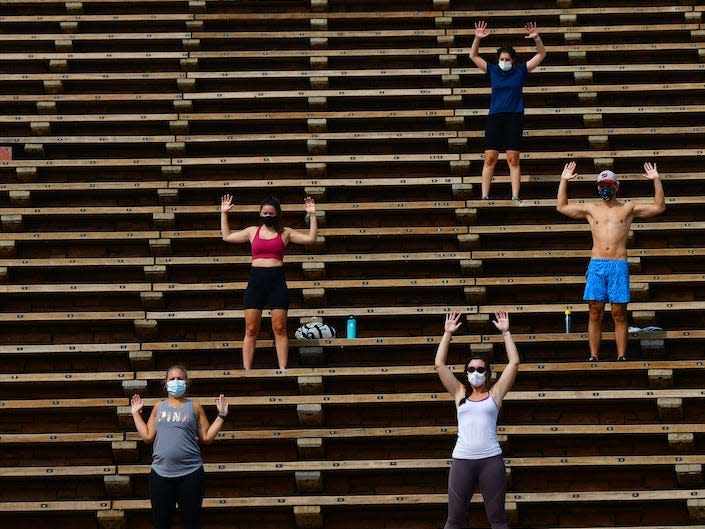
[556,162,665,361]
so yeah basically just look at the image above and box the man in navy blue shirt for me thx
[469,21,546,202]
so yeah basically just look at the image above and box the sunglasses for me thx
[466,366,487,374]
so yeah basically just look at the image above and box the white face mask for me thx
[467,371,486,387]
[166,379,186,397]
[498,60,513,72]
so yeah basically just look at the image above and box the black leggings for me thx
[149,467,206,529]
[444,455,508,529]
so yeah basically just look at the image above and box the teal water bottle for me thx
[346,315,357,339]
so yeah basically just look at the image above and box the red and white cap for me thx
[596,169,618,186]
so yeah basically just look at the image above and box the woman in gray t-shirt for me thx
[131,366,229,529]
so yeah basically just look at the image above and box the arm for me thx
[220,194,255,244]
[524,22,546,72]
[556,162,589,219]
[286,197,318,245]
[489,311,520,402]
[632,162,666,218]
[131,394,158,444]
[434,312,465,402]
[469,21,489,73]
[196,394,229,445]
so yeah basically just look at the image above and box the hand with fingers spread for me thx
[444,311,463,335]
[642,162,660,180]
[474,20,489,39]
[561,161,578,181]
[220,194,234,212]
[492,310,510,334]
[524,21,540,40]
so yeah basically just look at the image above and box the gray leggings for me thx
[444,454,509,529]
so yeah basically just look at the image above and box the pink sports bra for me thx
[251,227,286,261]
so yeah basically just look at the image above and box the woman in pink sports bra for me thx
[220,194,317,369]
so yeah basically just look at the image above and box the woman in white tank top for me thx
[434,310,520,529]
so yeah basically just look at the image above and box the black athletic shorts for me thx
[484,112,523,151]
[243,267,289,310]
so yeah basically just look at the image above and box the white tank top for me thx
[451,393,503,460]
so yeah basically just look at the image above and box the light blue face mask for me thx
[166,379,187,397]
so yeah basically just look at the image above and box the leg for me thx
[175,467,206,529]
[506,150,521,199]
[444,458,479,529]
[588,301,605,360]
[270,309,289,369]
[606,260,631,360]
[148,470,177,529]
[242,309,262,369]
[481,150,499,198]
[611,303,629,359]
[478,455,509,529]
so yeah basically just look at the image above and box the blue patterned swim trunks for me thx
[583,258,630,304]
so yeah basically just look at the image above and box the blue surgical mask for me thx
[498,60,513,72]
[166,379,186,397]
[598,186,616,201]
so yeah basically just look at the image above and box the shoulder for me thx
[190,400,206,416]
[151,400,165,417]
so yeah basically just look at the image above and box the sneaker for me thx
[617,356,628,361]
[512,196,522,204]
[481,196,490,200]
[588,356,598,362]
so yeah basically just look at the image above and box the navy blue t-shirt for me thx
[487,62,528,114]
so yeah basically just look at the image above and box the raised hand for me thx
[304,196,316,215]
[130,394,144,414]
[474,20,489,39]
[492,310,510,333]
[524,21,540,39]
[643,162,660,180]
[220,194,234,212]
[215,394,229,417]
[561,161,578,181]
[444,312,463,335]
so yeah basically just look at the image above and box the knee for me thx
[244,322,260,338]
[483,151,498,166]
[588,304,605,321]
[272,321,288,336]
[611,306,628,323]
[506,152,520,168]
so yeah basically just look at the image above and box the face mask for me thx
[498,60,513,72]
[166,379,186,397]
[261,215,279,227]
[597,186,616,201]
[467,371,486,387]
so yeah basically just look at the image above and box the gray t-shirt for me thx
[152,399,203,477]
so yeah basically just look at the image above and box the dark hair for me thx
[496,46,518,61]
[260,196,282,216]
[462,354,493,392]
